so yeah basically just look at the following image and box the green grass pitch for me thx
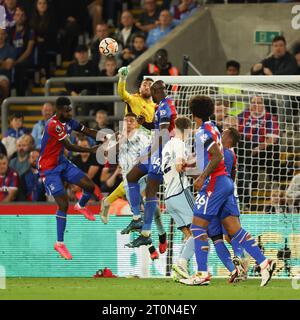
[0,278,299,300]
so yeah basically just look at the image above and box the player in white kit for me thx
[161,117,195,280]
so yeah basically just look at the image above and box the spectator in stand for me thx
[219,60,246,117]
[31,102,55,149]
[9,135,31,176]
[4,0,17,30]
[97,57,118,115]
[0,153,18,202]
[94,109,114,132]
[294,49,300,75]
[18,149,46,201]
[88,0,104,33]
[265,187,286,214]
[8,6,35,96]
[21,133,35,152]
[121,33,147,67]
[4,113,27,139]
[223,115,239,131]
[0,141,7,156]
[226,60,240,75]
[146,10,178,47]
[213,100,230,131]
[90,23,110,70]
[115,10,139,50]
[100,162,123,194]
[135,0,161,34]
[66,44,98,97]
[237,95,280,210]
[251,35,298,75]
[105,0,122,28]
[54,0,90,60]
[286,173,300,214]
[66,44,98,115]
[138,48,179,83]
[30,0,58,79]
[72,137,102,190]
[0,28,16,103]
[170,0,198,21]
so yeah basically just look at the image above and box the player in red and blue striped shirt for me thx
[38,97,100,260]
[180,95,275,287]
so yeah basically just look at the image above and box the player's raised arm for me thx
[117,66,131,102]
[60,137,98,154]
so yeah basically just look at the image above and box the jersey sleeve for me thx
[118,79,132,104]
[202,129,215,152]
[48,121,67,141]
[69,119,84,132]
[159,102,172,125]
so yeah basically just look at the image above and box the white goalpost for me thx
[147,75,300,278]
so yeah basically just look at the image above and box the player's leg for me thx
[53,194,73,259]
[73,175,97,221]
[165,193,194,280]
[122,164,148,234]
[222,214,276,287]
[63,161,96,221]
[140,176,167,254]
[172,226,194,281]
[125,174,161,247]
[153,205,168,254]
[100,181,126,224]
[180,176,235,286]
[43,170,73,260]
[208,217,237,281]
[224,231,248,279]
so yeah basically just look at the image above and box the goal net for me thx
[148,75,300,278]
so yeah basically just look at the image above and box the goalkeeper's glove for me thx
[118,66,129,78]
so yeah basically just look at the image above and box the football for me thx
[99,37,119,57]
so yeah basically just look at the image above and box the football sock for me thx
[56,210,67,242]
[180,236,195,262]
[127,182,141,217]
[154,206,166,236]
[231,228,266,265]
[142,198,158,232]
[231,239,246,258]
[79,191,92,207]
[191,224,209,272]
[213,239,235,273]
[158,232,167,244]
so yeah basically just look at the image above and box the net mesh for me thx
[157,78,300,278]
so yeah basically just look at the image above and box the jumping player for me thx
[163,118,243,283]
[38,97,100,260]
[102,112,167,259]
[125,80,177,248]
[180,95,276,287]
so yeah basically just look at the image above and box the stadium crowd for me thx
[0,0,300,215]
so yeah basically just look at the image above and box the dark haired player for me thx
[125,80,177,248]
[180,95,275,287]
[222,127,248,279]
[38,97,100,260]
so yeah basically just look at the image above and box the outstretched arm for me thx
[117,67,132,103]
[61,137,97,153]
